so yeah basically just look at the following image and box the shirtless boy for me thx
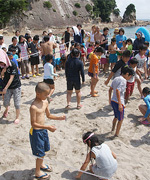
[30,82,65,179]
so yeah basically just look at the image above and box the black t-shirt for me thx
[28,42,38,57]
[101,34,108,50]
[8,44,21,56]
[3,61,21,89]
[112,59,126,77]
[65,31,70,42]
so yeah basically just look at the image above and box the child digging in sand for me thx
[109,66,134,137]
[139,87,150,125]
[76,131,117,180]
[29,82,65,179]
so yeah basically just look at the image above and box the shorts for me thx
[3,87,21,109]
[67,80,81,90]
[101,58,107,64]
[60,50,66,54]
[44,79,54,85]
[88,72,98,78]
[125,82,135,99]
[65,42,69,48]
[109,54,118,63]
[111,101,124,121]
[29,128,50,157]
[30,56,40,66]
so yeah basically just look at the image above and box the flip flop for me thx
[77,104,83,110]
[35,173,50,179]
[65,105,71,109]
[91,94,99,97]
[141,119,150,125]
[40,165,53,172]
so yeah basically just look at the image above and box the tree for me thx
[0,0,28,28]
[93,0,117,22]
[124,4,136,16]
[113,8,120,17]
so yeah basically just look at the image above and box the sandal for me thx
[141,119,150,125]
[40,165,53,172]
[65,105,71,109]
[35,173,50,179]
[77,104,83,110]
[91,94,99,97]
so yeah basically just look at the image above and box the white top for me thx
[44,62,58,80]
[49,35,56,43]
[91,144,117,178]
[135,53,147,72]
[90,32,95,43]
[111,76,127,106]
[128,67,136,83]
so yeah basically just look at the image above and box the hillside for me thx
[9,0,93,30]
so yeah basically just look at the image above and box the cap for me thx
[135,31,142,37]
[0,34,3,39]
[48,29,52,34]
[114,28,119,33]
[7,51,13,56]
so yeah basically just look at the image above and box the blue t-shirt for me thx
[12,58,20,75]
[144,94,150,118]
[145,49,149,60]
[55,58,61,65]
[116,35,127,49]
[13,54,19,61]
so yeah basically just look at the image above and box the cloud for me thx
[115,0,150,19]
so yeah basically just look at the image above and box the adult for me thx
[18,35,30,79]
[63,27,71,51]
[73,24,82,44]
[133,31,145,55]
[15,30,20,42]
[100,27,109,50]
[94,26,102,42]
[48,29,56,43]
[0,35,7,50]
[116,28,127,49]
[0,49,21,124]
[8,36,21,57]
[89,25,96,43]
[65,48,85,109]
[41,36,57,65]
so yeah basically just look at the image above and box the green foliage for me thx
[74,3,81,8]
[113,8,120,16]
[0,0,28,28]
[125,4,136,16]
[43,1,52,9]
[73,10,78,16]
[53,9,56,12]
[85,4,92,12]
[93,0,117,22]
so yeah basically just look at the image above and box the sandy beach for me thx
[0,40,150,180]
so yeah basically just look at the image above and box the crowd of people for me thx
[0,24,150,179]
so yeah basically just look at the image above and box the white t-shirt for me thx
[111,76,127,106]
[49,35,56,43]
[128,67,136,83]
[90,32,95,43]
[135,53,147,71]
[44,62,58,80]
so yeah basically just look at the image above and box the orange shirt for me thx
[88,53,99,74]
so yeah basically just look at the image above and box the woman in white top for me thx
[76,132,117,180]
[90,25,96,43]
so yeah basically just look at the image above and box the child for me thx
[12,48,19,62]
[70,40,75,52]
[126,38,133,54]
[144,41,150,77]
[75,131,117,179]
[43,54,58,103]
[105,50,131,86]
[88,47,104,97]
[30,82,65,179]
[108,38,118,70]
[87,44,93,60]
[109,66,134,136]
[135,44,148,98]
[28,35,41,78]
[59,38,66,57]
[116,28,127,49]
[125,58,139,103]
[138,87,150,125]
[80,44,86,66]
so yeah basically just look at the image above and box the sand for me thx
[0,38,150,180]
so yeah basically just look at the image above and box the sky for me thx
[115,0,150,20]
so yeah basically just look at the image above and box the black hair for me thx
[74,43,80,48]
[26,35,31,41]
[111,38,116,43]
[126,38,132,44]
[12,36,17,42]
[67,27,70,29]
[142,87,150,95]
[7,51,13,56]
[2,47,6,50]
[45,54,53,62]
[88,44,92,47]
[103,27,109,32]
[43,35,50,42]
[144,41,149,46]
[95,40,100,45]
[139,44,147,51]
[61,38,64,41]
[15,30,20,34]
[121,65,134,76]
[42,30,47,35]
[81,44,84,48]
[35,82,50,93]
[0,36,3,40]
[119,28,125,34]
[77,24,82,28]
[123,40,127,44]
[19,35,24,44]
[122,50,131,58]
[71,48,80,57]
[130,58,138,65]
[94,46,104,54]
[82,131,104,149]
[11,48,16,52]
[33,35,39,41]
[71,40,75,46]
[60,55,66,62]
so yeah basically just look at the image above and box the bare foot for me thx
[14,119,20,124]
[138,117,146,122]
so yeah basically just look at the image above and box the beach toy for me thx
[135,27,150,42]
